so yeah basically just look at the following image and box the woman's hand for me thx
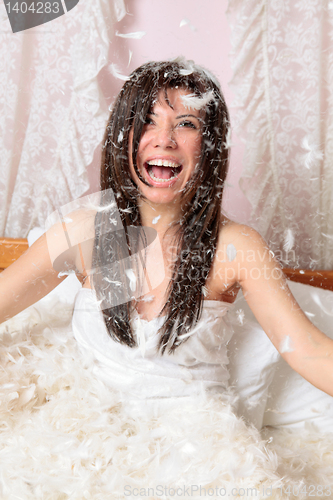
[215,223,333,397]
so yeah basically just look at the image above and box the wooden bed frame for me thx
[1,237,333,291]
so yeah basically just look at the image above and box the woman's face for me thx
[129,87,202,206]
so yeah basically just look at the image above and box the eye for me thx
[178,120,197,129]
[144,116,155,126]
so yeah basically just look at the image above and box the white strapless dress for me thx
[72,288,234,403]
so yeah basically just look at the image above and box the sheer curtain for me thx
[0,0,125,237]
[227,0,333,269]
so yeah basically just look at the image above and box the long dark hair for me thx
[92,59,230,354]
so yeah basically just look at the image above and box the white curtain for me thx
[0,0,125,237]
[227,0,333,269]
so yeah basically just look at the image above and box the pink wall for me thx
[89,0,251,224]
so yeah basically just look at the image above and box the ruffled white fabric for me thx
[0,289,333,498]
[72,289,233,401]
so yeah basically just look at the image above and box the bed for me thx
[0,236,333,498]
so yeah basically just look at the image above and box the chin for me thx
[141,186,182,206]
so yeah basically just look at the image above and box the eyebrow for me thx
[176,114,200,120]
[148,112,200,121]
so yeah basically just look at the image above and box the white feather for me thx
[301,137,323,169]
[142,295,154,303]
[236,309,245,325]
[179,18,189,27]
[322,232,333,240]
[226,243,237,262]
[115,30,146,39]
[128,50,133,66]
[223,126,234,150]
[125,268,137,291]
[108,64,129,81]
[179,18,196,31]
[181,90,215,111]
[152,215,161,225]
[280,335,294,353]
[283,229,295,252]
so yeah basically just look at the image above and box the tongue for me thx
[151,165,173,179]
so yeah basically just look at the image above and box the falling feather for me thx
[179,18,189,27]
[226,243,237,262]
[311,292,333,316]
[108,64,129,81]
[235,309,245,325]
[115,31,146,39]
[142,295,154,302]
[135,318,146,357]
[57,271,73,278]
[125,268,137,291]
[103,277,122,287]
[181,90,215,111]
[223,126,234,150]
[280,335,294,353]
[179,18,197,31]
[85,200,117,213]
[179,68,194,76]
[322,232,333,241]
[283,229,294,252]
[152,215,161,224]
[301,137,323,169]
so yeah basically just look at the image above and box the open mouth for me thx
[145,160,183,183]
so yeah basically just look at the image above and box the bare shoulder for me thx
[209,219,280,294]
[218,219,268,251]
[216,220,271,269]
[45,208,96,278]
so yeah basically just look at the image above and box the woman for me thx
[0,59,332,496]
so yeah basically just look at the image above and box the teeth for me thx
[148,168,179,182]
[146,159,180,168]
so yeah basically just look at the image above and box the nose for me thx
[152,125,176,149]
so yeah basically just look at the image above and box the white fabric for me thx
[228,282,333,432]
[1,282,333,496]
[0,0,125,238]
[263,280,333,432]
[72,288,233,401]
[228,315,280,429]
[227,0,333,269]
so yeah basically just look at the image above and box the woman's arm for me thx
[0,232,67,324]
[0,207,97,324]
[216,223,333,397]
